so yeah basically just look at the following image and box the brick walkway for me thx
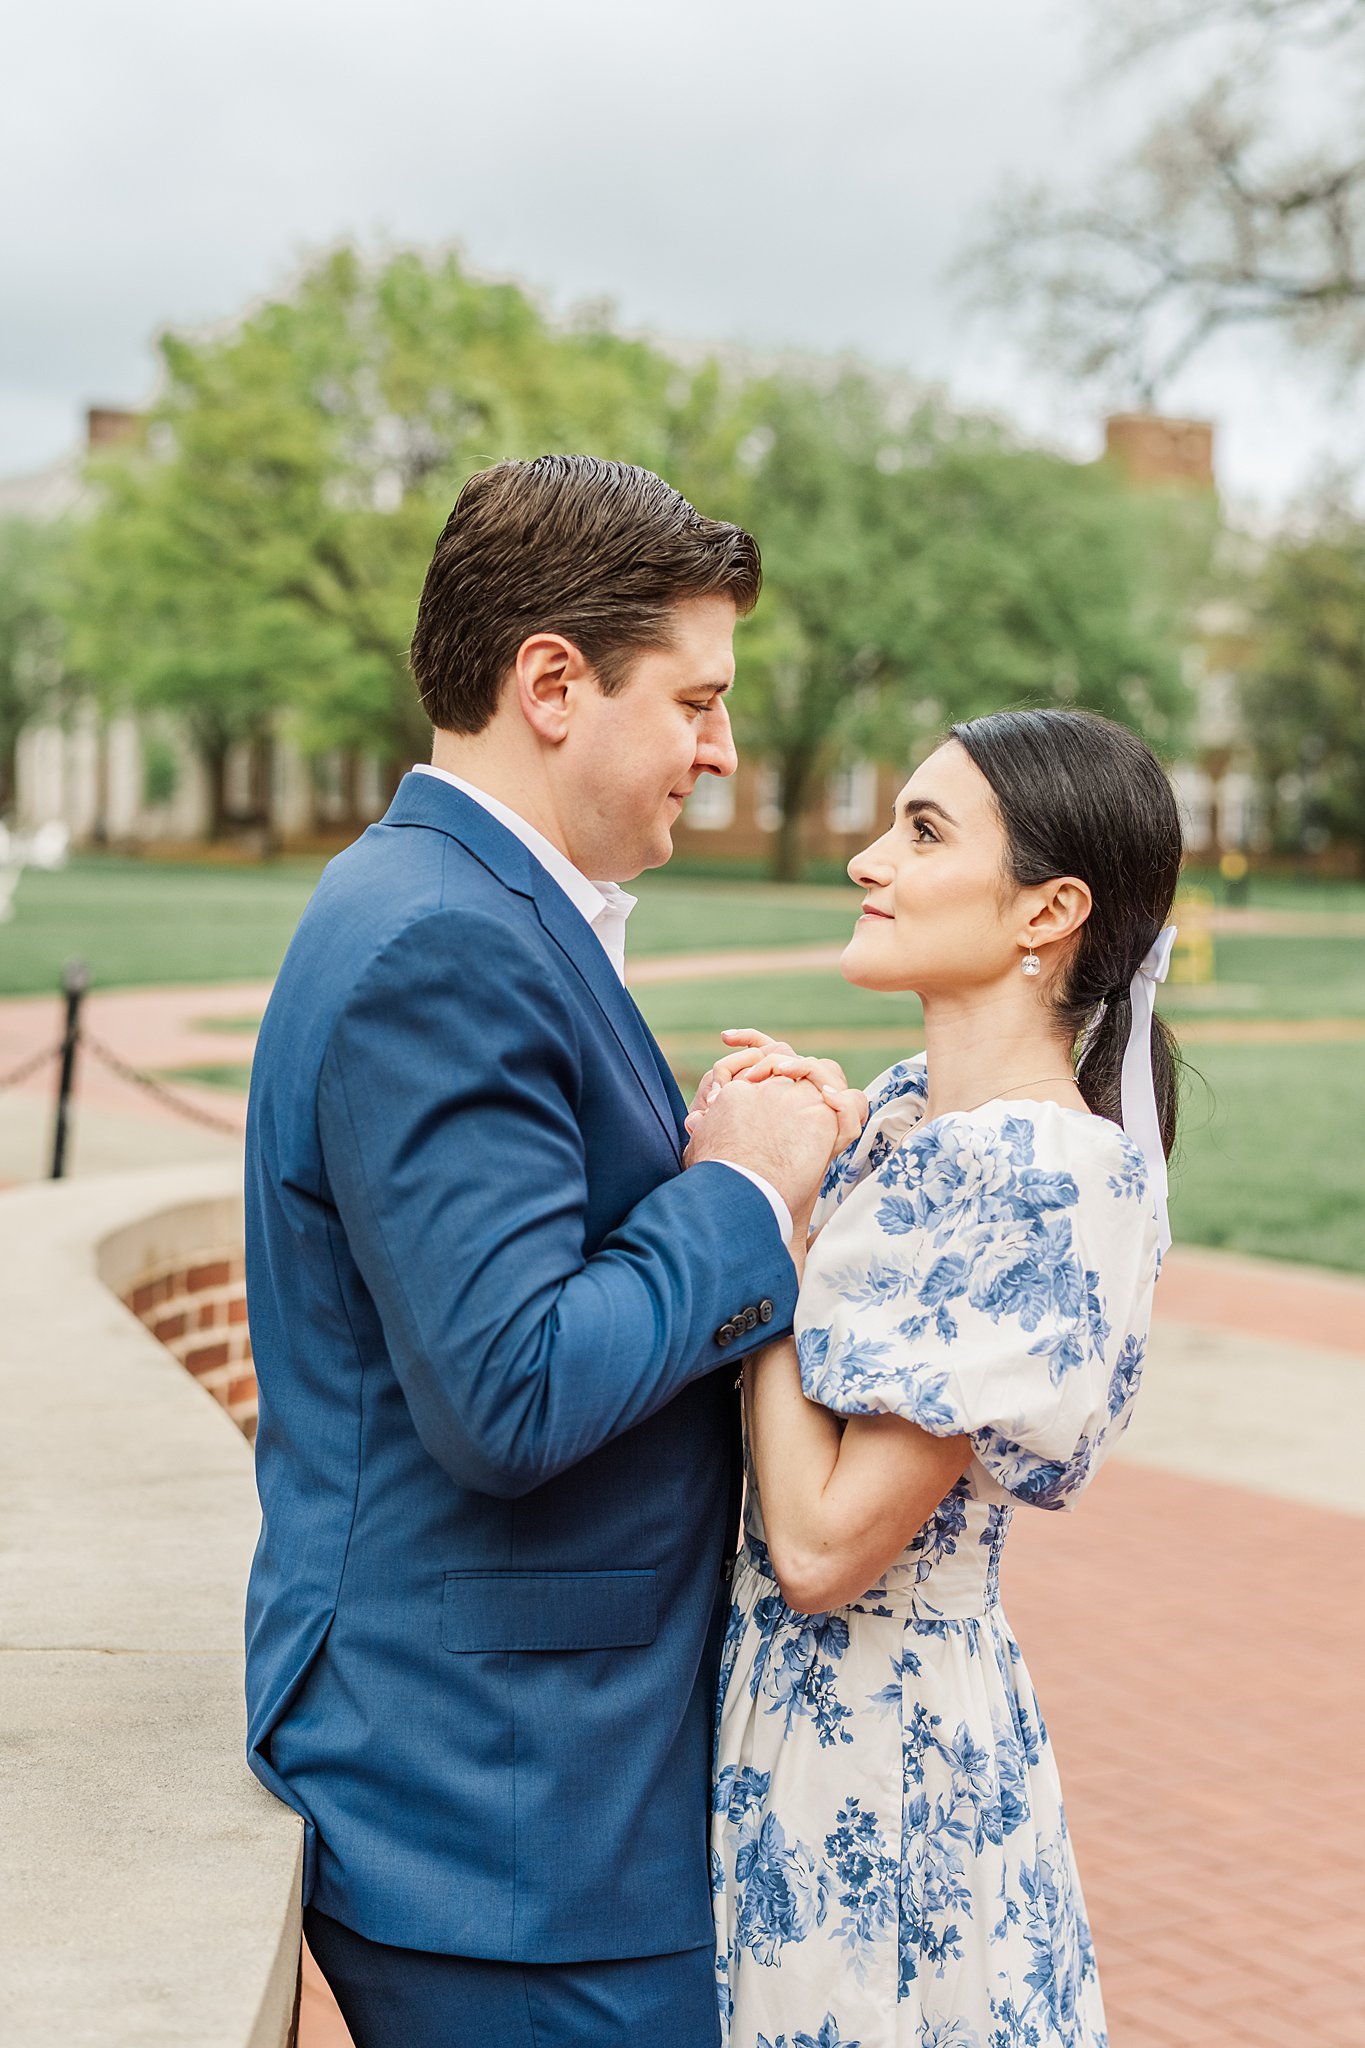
[1009,1466,1365,2048]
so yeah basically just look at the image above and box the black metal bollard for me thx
[50,958,89,1180]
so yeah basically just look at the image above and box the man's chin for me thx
[637,825,676,872]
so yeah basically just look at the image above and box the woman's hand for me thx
[687,1029,864,1150]
[688,1029,794,1122]
[685,1032,868,1268]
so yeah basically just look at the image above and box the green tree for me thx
[0,518,70,817]
[1242,503,1365,868]
[67,244,730,832]
[720,371,1201,878]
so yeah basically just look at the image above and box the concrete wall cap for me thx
[0,1161,301,2047]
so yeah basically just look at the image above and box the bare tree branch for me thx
[961,41,1365,401]
[1095,0,1363,70]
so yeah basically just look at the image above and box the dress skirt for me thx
[711,1515,1108,2048]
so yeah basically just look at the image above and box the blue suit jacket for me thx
[244,773,798,1961]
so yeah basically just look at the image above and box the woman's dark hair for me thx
[950,708,1184,1156]
[410,455,762,733]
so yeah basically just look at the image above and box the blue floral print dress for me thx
[712,1056,1160,2048]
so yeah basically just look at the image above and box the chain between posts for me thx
[79,1031,246,1137]
[0,1041,63,1092]
[0,968,244,1144]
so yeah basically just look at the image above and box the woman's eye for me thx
[914,820,939,844]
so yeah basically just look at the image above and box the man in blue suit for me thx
[244,456,852,2046]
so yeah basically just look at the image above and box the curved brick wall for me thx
[125,1249,256,1439]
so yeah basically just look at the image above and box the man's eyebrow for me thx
[899,797,957,826]
[682,679,733,696]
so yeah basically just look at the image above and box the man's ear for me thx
[511,633,592,745]
[1021,876,1093,955]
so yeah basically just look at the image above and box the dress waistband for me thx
[738,1510,1008,1625]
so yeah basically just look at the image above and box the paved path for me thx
[1009,1464,1365,2048]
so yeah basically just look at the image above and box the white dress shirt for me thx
[412,763,793,1244]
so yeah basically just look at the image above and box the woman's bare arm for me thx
[746,1338,972,1615]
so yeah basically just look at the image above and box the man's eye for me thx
[685,700,711,715]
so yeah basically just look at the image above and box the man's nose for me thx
[696,700,739,779]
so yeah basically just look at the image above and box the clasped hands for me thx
[682,1028,869,1253]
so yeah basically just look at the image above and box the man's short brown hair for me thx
[409,455,762,733]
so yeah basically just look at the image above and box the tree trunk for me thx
[770,745,817,883]
[0,733,16,817]
[91,716,110,847]
[341,748,361,829]
[203,739,230,842]
[381,754,406,806]
[249,731,280,856]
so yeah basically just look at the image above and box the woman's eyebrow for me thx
[900,797,958,826]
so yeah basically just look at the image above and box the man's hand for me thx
[685,1041,869,1227]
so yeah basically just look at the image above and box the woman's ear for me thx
[1022,876,1093,953]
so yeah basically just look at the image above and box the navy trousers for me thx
[305,1907,722,2048]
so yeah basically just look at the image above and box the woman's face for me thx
[841,739,1029,997]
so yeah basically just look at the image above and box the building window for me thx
[1170,762,1213,852]
[756,765,783,834]
[683,776,736,831]
[826,761,877,834]
[1218,770,1256,851]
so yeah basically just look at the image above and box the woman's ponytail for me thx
[951,709,1184,1159]
[1074,993,1180,1161]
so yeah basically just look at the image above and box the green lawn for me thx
[5,855,1361,1004]
[1177,934,1365,1018]
[1181,868,1365,914]
[5,854,1361,1276]
[0,856,858,998]
[1169,1043,1365,1274]
[0,857,327,997]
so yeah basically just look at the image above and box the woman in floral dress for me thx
[701,709,1183,2048]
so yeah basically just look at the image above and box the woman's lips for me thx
[858,906,893,921]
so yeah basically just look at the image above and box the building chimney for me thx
[1104,413,1215,490]
[86,407,143,452]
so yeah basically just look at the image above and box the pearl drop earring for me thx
[1021,949,1041,978]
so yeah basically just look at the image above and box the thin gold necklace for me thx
[932,1072,1081,1118]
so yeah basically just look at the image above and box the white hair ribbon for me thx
[1120,923,1178,1258]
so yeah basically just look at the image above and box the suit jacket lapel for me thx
[380,776,682,1158]
[531,875,682,1160]
[639,1016,690,1147]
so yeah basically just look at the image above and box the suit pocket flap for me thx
[441,1569,658,1653]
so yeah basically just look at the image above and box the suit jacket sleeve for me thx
[317,907,798,1498]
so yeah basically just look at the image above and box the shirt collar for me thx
[412,764,637,964]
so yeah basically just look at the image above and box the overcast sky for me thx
[3,0,1357,516]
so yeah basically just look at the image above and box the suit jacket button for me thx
[716,1322,735,1347]
[743,1305,759,1332]
[758,1299,774,1323]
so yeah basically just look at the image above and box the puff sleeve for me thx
[809,1056,932,1233]
[795,1106,1159,1511]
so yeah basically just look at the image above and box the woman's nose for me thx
[848,835,892,888]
